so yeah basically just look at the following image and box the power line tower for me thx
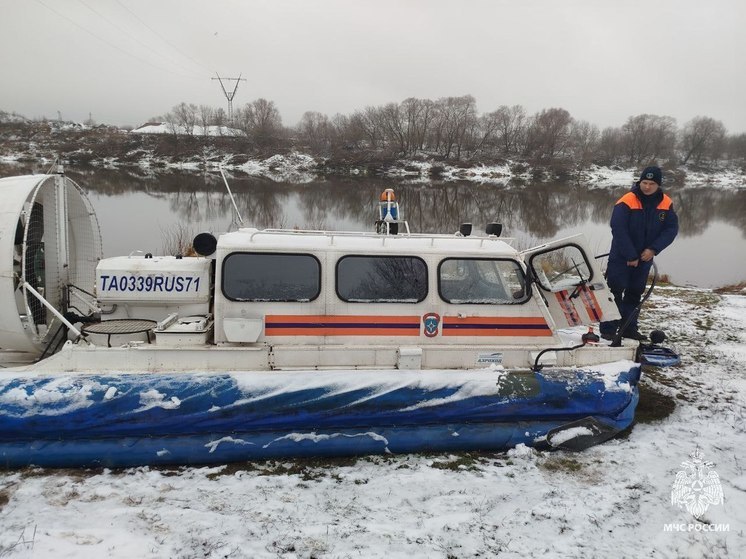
[212,73,246,123]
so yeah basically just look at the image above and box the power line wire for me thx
[112,0,214,75]
[33,0,204,81]
[77,0,204,78]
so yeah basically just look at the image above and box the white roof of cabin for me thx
[217,228,518,256]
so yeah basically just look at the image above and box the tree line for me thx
[161,96,746,169]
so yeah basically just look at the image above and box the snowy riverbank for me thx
[1,287,744,558]
[2,146,745,189]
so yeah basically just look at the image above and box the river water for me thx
[3,165,746,288]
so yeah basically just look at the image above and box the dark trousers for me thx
[599,256,652,336]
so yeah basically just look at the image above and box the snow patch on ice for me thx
[586,360,637,392]
[205,436,255,454]
[227,368,507,412]
[0,378,108,417]
[262,431,389,450]
[136,389,181,412]
[398,378,502,411]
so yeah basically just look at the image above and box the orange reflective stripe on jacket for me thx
[657,194,673,210]
[616,192,673,211]
[616,192,642,209]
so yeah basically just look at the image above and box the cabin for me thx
[92,225,624,370]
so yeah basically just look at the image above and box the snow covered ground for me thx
[1,288,745,558]
[132,123,242,137]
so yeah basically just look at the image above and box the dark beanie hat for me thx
[639,166,662,186]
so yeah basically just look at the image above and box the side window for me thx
[337,255,427,303]
[439,258,529,304]
[528,244,593,292]
[222,253,320,302]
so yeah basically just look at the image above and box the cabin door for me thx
[521,234,620,329]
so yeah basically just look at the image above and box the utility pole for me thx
[211,73,246,123]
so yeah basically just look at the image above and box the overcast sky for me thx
[1,0,745,132]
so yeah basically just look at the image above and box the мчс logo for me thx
[671,448,724,519]
[422,313,440,337]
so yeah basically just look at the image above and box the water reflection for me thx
[1,165,745,286]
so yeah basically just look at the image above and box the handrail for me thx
[247,227,513,243]
[22,281,84,339]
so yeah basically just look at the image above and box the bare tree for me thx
[356,107,384,150]
[595,127,624,165]
[253,98,283,144]
[376,103,405,154]
[491,105,527,156]
[525,107,572,161]
[621,114,677,165]
[679,116,727,165]
[171,102,198,136]
[235,98,283,145]
[298,111,334,151]
[726,133,746,166]
[332,113,364,150]
[434,95,477,159]
[212,107,228,136]
[400,97,434,154]
[163,110,180,138]
[474,110,500,153]
[569,120,600,167]
[198,105,214,136]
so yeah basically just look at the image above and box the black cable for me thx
[595,252,658,347]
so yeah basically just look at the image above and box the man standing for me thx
[600,166,679,341]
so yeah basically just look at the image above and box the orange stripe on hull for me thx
[442,316,548,325]
[266,315,419,324]
[442,328,553,337]
[265,327,420,336]
[441,316,552,337]
[264,315,421,336]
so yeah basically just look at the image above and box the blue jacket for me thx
[609,183,679,262]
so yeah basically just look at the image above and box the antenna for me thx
[212,73,246,123]
[219,167,244,227]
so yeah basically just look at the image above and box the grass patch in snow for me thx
[538,456,584,473]
[0,488,10,510]
[428,453,485,472]
[204,456,360,481]
[714,281,746,294]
